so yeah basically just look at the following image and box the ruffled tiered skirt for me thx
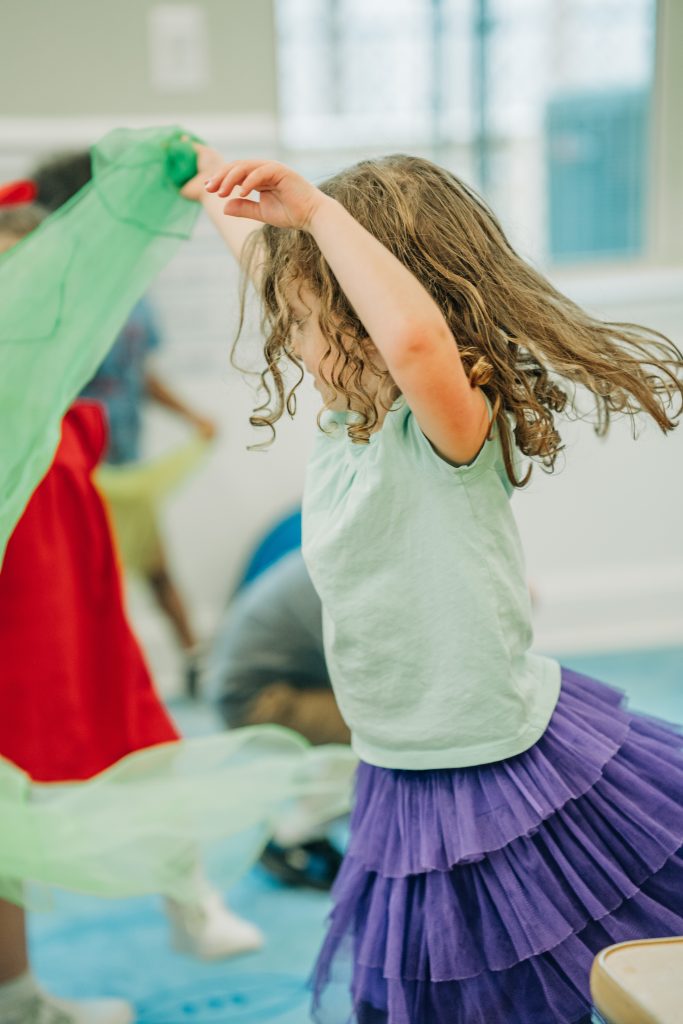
[311,667,683,1023]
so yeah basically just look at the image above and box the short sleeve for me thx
[397,399,500,484]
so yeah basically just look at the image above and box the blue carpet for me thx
[29,646,683,1022]
[30,869,328,1023]
[559,646,683,722]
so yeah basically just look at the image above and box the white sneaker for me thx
[166,887,264,961]
[6,991,134,1024]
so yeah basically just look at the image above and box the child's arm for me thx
[205,160,489,465]
[200,190,263,269]
[181,145,263,270]
[145,371,217,439]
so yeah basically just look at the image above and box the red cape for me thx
[0,402,178,782]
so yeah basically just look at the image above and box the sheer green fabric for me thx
[0,126,199,566]
[0,126,357,908]
[0,729,356,907]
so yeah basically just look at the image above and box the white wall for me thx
[0,0,278,119]
[513,267,683,654]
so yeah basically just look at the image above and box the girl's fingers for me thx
[205,167,237,194]
[213,160,268,197]
[215,162,252,196]
[223,196,264,221]
[203,162,239,193]
[237,164,280,198]
[205,160,286,202]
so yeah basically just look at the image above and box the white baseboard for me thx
[0,114,279,155]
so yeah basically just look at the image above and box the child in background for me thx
[0,206,262,1024]
[183,149,683,1023]
[210,514,347,748]
[0,405,137,1024]
[208,514,348,891]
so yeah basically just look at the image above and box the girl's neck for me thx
[322,377,401,433]
[331,395,401,435]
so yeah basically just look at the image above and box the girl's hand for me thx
[180,143,226,202]
[204,160,326,231]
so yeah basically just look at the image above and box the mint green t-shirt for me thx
[302,399,561,770]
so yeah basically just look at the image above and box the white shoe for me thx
[6,991,134,1024]
[166,887,264,961]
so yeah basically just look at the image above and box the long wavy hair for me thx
[235,154,683,486]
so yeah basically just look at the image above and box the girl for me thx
[185,150,683,1023]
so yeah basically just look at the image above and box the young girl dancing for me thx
[185,150,683,1023]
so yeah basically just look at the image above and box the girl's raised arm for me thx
[182,145,263,271]
[206,159,489,465]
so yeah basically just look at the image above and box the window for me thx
[276,0,657,262]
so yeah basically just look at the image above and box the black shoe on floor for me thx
[260,838,343,891]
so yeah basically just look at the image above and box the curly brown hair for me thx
[235,154,683,487]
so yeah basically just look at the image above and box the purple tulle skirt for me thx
[310,667,683,1024]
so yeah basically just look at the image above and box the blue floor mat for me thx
[28,646,683,1022]
[30,869,330,1023]
[560,645,683,722]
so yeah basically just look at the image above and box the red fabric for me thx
[0,180,37,206]
[0,402,179,782]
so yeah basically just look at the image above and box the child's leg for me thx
[147,559,197,652]
[164,865,263,961]
[0,899,28,982]
[146,555,202,697]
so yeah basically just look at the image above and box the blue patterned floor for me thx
[29,646,683,1023]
